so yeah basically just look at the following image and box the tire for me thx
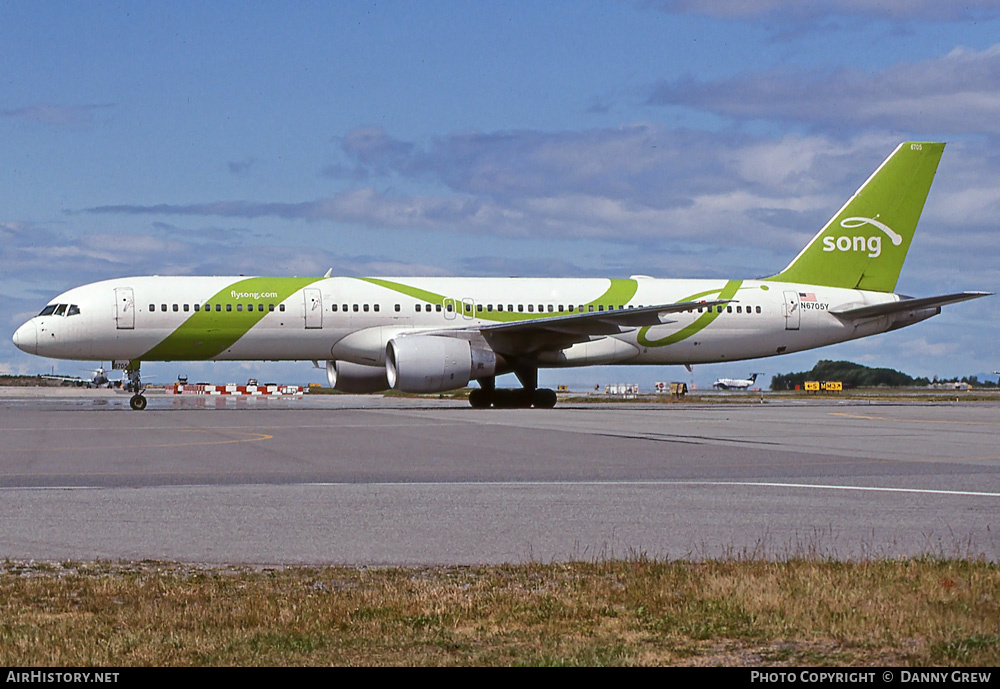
[468,388,492,409]
[129,394,147,411]
[533,388,557,409]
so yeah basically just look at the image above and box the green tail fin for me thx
[766,141,944,292]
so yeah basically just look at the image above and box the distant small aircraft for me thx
[713,373,761,390]
[42,367,113,388]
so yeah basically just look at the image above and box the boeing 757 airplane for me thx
[12,142,990,410]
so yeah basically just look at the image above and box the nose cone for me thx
[12,320,37,355]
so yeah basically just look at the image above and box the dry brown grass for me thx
[0,558,996,666]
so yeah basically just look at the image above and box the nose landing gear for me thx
[125,364,147,411]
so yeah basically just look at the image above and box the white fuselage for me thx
[12,275,929,370]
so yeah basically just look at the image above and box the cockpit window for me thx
[38,305,58,316]
[53,304,68,316]
[67,304,80,316]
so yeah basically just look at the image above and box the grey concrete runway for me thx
[1,388,997,564]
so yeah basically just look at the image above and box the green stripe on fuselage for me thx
[637,280,743,347]
[139,277,323,361]
[357,277,639,323]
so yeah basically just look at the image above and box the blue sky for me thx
[3,1,999,389]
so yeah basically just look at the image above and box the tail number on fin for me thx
[823,217,903,258]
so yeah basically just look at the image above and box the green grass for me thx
[0,557,997,666]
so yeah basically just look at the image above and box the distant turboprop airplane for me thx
[712,373,762,390]
[12,142,991,410]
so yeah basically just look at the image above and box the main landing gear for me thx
[125,364,147,411]
[468,367,557,409]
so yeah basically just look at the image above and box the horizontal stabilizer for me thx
[830,291,991,320]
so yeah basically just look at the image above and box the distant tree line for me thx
[768,360,1000,390]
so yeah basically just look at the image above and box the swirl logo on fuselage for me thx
[822,216,903,258]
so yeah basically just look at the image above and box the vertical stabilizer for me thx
[766,142,944,292]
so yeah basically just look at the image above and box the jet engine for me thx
[326,360,389,393]
[385,336,496,393]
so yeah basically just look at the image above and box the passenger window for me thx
[363,304,369,312]
[237,304,243,312]
[415,304,421,312]
[342,304,347,312]
[259,304,266,312]
[279,304,285,312]
[507,305,513,312]
[173,304,179,312]
[374,304,380,312]
[436,304,442,312]
[736,306,742,313]
[487,304,493,312]
[149,304,155,312]
[332,304,338,312]
[588,305,595,313]
[447,304,454,312]
[476,304,483,312]
[161,304,167,312]
[216,304,222,312]
[518,305,524,312]
[227,304,233,312]
[527,305,534,312]
[194,304,200,312]
[756,306,762,314]
[726,306,732,313]
[598,305,604,312]
[269,304,274,312]
[394,304,400,312]
[352,304,359,312]
[183,304,190,312]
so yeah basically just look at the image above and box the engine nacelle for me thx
[326,360,389,393]
[386,336,496,393]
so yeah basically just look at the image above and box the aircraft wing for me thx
[830,291,991,320]
[419,299,730,356]
[40,374,87,385]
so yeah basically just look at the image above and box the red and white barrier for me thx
[172,384,304,396]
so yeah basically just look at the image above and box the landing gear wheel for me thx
[129,394,147,411]
[533,388,557,409]
[468,388,492,409]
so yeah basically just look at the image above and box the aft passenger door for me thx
[304,288,323,329]
[783,291,800,330]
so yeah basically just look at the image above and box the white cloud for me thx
[647,45,1000,135]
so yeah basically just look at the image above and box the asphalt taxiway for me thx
[1,388,997,565]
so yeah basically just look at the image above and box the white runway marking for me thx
[284,479,1000,499]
